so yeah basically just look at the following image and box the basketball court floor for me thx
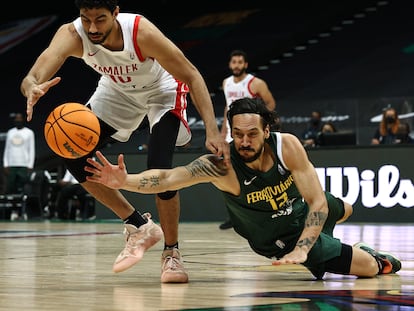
[0,220,413,310]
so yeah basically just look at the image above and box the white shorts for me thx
[87,76,191,146]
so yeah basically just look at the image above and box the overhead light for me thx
[354,13,366,18]
[295,46,306,51]
[319,32,331,38]
[269,59,280,64]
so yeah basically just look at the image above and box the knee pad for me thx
[325,243,353,275]
[157,190,177,200]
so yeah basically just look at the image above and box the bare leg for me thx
[156,192,180,246]
[81,180,134,219]
[349,246,378,277]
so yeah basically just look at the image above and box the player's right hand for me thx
[26,77,61,121]
[85,151,128,189]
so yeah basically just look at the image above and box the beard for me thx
[88,27,112,44]
[238,144,264,163]
[231,67,247,78]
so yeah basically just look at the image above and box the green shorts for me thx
[303,192,345,277]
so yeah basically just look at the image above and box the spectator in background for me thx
[219,49,276,230]
[2,113,35,220]
[321,122,337,134]
[396,122,414,144]
[315,121,337,147]
[3,113,35,195]
[301,111,323,148]
[371,107,400,145]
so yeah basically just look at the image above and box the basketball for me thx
[44,102,100,159]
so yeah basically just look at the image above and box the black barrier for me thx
[96,145,414,223]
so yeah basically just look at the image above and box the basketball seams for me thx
[59,104,100,135]
[44,102,100,159]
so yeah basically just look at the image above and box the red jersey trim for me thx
[171,80,191,134]
[132,15,145,62]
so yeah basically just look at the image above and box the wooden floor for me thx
[0,220,413,311]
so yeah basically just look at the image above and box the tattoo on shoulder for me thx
[185,155,227,177]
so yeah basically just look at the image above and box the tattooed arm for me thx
[272,134,328,265]
[85,150,229,193]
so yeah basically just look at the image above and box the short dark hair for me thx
[229,49,248,62]
[227,97,277,129]
[74,0,118,12]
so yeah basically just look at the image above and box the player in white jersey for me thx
[221,50,276,143]
[20,0,229,284]
[219,49,276,229]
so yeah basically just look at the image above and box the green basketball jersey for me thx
[222,132,343,264]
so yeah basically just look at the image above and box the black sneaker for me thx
[354,242,401,274]
[219,219,233,230]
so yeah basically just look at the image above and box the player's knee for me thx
[157,190,177,200]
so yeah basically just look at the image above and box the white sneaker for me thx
[113,213,163,273]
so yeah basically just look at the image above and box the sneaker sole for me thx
[113,227,163,273]
[161,273,189,283]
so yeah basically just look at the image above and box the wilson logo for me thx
[316,165,414,208]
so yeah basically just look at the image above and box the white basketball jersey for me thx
[73,13,190,144]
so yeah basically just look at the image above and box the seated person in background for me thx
[55,169,93,220]
[321,122,337,134]
[396,122,414,144]
[371,107,400,145]
[315,122,337,146]
[301,110,323,148]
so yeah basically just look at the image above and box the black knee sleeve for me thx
[325,243,353,275]
[157,190,177,200]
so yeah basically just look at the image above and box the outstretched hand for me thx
[271,247,308,266]
[84,150,128,189]
[26,77,61,121]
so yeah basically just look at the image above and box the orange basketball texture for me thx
[44,103,100,159]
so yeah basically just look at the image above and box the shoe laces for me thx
[163,252,182,271]
[124,215,152,249]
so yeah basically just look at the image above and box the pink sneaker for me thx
[161,248,189,283]
[113,213,163,273]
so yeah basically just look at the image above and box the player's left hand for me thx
[271,247,308,265]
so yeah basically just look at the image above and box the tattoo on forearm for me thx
[185,155,227,177]
[137,176,160,189]
[296,237,316,249]
[296,211,327,250]
[305,211,328,227]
